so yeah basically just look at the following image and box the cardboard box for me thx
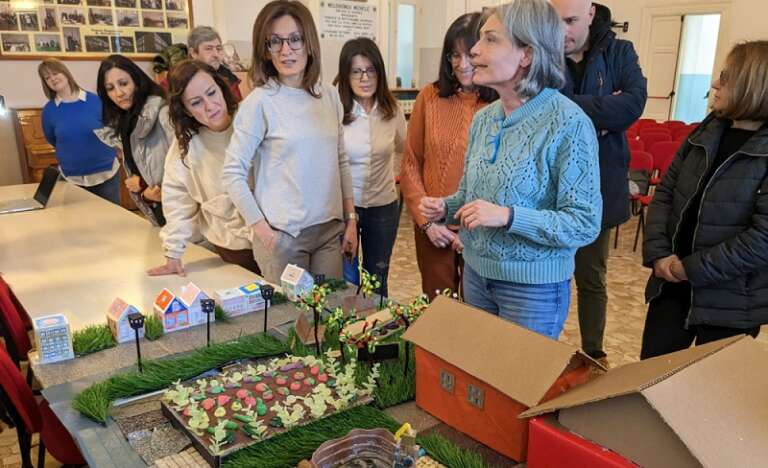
[527,415,637,468]
[402,296,600,461]
[32,314,74,363]
[107,297,144,343]
[521,336,768,468]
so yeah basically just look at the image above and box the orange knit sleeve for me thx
[400,86,432,227]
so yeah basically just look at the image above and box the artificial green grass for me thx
[214,305,232,323]
[72,333,288,423]
[418,433,489,468]
[143,315,164,341]
[271,291,288,305]
[72,324,116,356]
[223,405,399,468]
[223,405,489,468]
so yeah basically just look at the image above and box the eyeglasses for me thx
[350,67,377,81]
[447,52,471,65]
[266,34,304,53]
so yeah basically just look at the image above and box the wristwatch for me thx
[345,212,359,222]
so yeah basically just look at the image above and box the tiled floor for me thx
[1,210,765,467]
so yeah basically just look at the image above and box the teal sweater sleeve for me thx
[508,116,602,248]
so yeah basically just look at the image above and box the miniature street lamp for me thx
[201,298,215,347]
[376,261,388,309]
[127,313,145,373]
[312,274,326,355]
[260,284,275,334]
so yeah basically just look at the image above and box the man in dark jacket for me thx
[551,0,648,362]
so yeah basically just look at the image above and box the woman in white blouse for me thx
[334,38,406,296]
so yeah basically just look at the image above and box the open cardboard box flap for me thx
[402,296,602,408]
[521,336,768,467]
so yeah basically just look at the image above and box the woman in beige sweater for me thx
[147,60,259,276]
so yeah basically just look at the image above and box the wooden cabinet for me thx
[13,108,57,184]
[12,108,136,210]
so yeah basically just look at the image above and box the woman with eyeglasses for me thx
[400,13,497,299]
[419,0,601,338]
[223,0,356,283]
[641,41,768,359]
[333,38,406,297]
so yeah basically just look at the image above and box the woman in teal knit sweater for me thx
[420,0,601,339]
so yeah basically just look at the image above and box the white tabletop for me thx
[0,182,258,331]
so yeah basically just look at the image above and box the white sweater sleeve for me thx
[222,93,268,227]
[159,142,201,259]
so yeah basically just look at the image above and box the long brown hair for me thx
[717,41,768,121]
[250,0,322,97]
[334,37,398,125]
[168,60,238,158]
[37,58,80,100]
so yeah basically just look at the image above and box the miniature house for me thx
[32,313,74,364]
[154,288,190,333]
[239,281,266,312]
[280,263,314,302]
[107,297,144,343]
[521,336,768,468]
[214,287,248,317]
[179,282,212,326]
[402,296,601,461]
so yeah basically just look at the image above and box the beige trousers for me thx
[252,220,345,283]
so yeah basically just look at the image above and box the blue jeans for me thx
[463,264,571,339]
[344,201,400,297]
[83,171,121,206]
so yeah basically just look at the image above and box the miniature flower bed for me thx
[160,352,380,466]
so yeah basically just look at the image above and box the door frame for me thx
[638,2,732,118]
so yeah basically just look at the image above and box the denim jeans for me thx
[463,264,571,339]
[83,171,121,206]
[345,201,399,297]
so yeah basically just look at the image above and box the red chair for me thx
[648,141,680,185]
[627,138,645,152]
[0,345,85,468]
[664,120,686,132]
[0,276,33,331]
[616,151,654,250]
[0,280,33,382]
[638,130,672,154]
[636,118,658,129]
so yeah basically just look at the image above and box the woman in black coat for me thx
[641,40,768,359]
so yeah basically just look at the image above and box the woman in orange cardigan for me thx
[400,12,497,298]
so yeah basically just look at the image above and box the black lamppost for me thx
[260,284,275,334]
[127,313,145,373]
[313,274,326,355]
[201,298,215,347]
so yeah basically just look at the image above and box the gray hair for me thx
[187,26,222,51]
[493,0,565,99]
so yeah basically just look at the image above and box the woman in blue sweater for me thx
[39,58,119,204]
[420,0,602,339]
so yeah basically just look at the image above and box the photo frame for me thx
[0,0,193,60]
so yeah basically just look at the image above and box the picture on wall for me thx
[41,7,58,32]
[0,0,191,59]
[35,33,61,52]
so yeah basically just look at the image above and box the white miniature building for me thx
[107,297,144,343]
[239,281,266,311]
[154,288,191,333]
[280,264,315,302]
[214,287,248,317]
[178,282,212,326]
[33,314,74,363]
